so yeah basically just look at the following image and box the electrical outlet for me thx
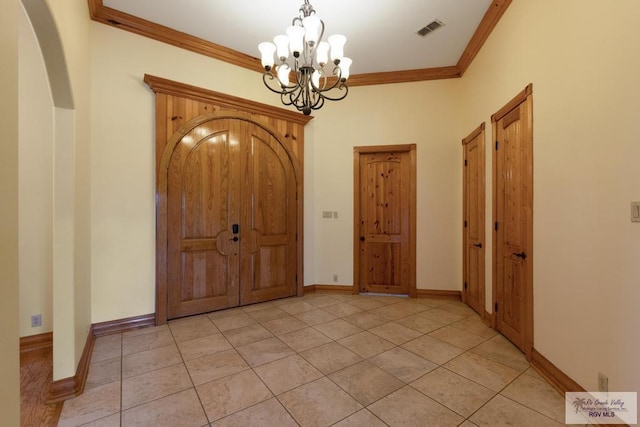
[631,202,640,223]
[598,372,608,392]
[31,314,42,328]
[333,274,338,282]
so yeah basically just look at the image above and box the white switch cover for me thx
[632,202,640,223]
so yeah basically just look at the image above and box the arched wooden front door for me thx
[159,114,298,320]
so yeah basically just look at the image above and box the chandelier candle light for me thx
[258,0,351,115]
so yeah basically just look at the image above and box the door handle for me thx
[473,242,483,248]
[231,236,239,242]
[513,251,527,259]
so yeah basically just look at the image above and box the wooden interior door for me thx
[492,84,533,355]
[462,124,486,316]
[354,145,416,296]
[165,117,297,319]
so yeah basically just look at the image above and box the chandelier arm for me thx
[310,96,325,111]
[316,84,349,102]
[262,72,302,96]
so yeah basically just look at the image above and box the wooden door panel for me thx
[462,124,485,316]
[240,125,297,304]
[357,150,412,295]
[366,242,401,288]
[181,251,229,299]
[500,258,523,340]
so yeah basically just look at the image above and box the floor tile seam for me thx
[497,392,565,424]
[269,394,304,426]
[164,325,212,425]
[329,408,390,426]
[498,370,567,421]
[441,351,523,391]
[402,375,489,420]
[437,364,502,395]
[412,331,469,353]
[309,323,364,341]
[370,383,465,420]
[120,386,197,419]
[456,343,531,374]
[444,323,497,343]
[202,376,276,424]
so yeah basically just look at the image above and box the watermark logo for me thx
[565,392,637,424]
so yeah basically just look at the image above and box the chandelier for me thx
[258,0,351,115]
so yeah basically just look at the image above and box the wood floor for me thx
[20,345,62,426]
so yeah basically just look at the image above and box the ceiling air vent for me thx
[417,19,445,37]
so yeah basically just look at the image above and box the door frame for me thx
[156,112,303,324]
[462,123,486,317]
[491,83,534,359]
[353,144,417,297]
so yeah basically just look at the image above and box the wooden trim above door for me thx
[353,144,417,297]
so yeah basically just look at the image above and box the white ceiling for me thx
[103,0,493,75]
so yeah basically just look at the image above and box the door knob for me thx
[513,251,527,259]
[473,242,483,248]
[231,236,239,242]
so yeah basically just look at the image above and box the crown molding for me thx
[88,0,511,86]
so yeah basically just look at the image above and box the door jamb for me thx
[353,144,417,297]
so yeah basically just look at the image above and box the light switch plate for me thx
[322,211,333,219]
[632,202,640,223]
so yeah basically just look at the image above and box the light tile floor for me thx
[58,294,568,426]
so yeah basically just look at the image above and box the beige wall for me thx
[458,0,640,393]
[308,81,462,289]
[89,22,465,322]
[19,4,54,338]
[0,0,21,423]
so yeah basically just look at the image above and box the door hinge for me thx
[464,220,468,228]
[494,302,498,312]
[464,282,468,290]
[494,221,499,231]
[495,140,499,150]
[464,159,468,166]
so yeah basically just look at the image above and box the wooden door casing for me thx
[492,84,533,357]
[462,123,486,317]
[147,75,310,324]
[354,145,416,297]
